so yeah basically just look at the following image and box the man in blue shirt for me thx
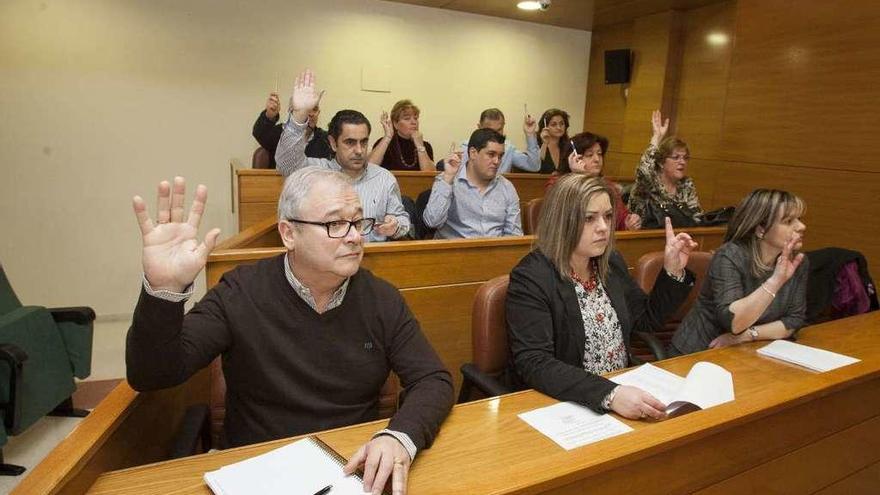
[423,128,523,239]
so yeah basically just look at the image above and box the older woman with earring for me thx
[369,99,435,171]
[627,110,704,228]
[505,175,698,420]
[669,189,809,356]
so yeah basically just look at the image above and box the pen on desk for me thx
[313,484,332,495]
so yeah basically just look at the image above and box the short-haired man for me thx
[275,69,410,242]
[128,168,453,494]
[453,108,541,173]
[423,128,523,239]
[252,91,333,168]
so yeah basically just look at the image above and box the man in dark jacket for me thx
[252,91,333,168]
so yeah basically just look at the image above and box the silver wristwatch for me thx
[748,326,759,341]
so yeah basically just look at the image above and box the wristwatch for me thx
[416,146,427,154]
[748,326,759,341]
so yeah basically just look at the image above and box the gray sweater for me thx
[671,242,809,355]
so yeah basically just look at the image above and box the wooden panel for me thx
[674,1,735,159]
[584,21,633,150]
[620,10,684,154]
[238,202,277,231]
[85,313,880,494]
[707,160,880,277]
[237,170,283,202]
[719,0,880,172]
[814,461,880,495]
[400,283,482,393]
[693,415,880,494]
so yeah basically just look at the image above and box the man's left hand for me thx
[374,215,399,238]
[344,435,411,495]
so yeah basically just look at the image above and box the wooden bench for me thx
[236,169,634,231]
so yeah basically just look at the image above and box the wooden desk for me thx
[205,227,727,395]
[236,169,634,231]
[85,312,880,494]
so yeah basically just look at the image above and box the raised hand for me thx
[567,148,584,173]
[442,148,462,184]
[380,111,394,139]
[766,235,805,292]
[539,127,551,144]
[265,92,280,120]
[523,114,538,135]
[132,177,221,293]
[650,109,670,147]
[289,68,324,124]
[663,217,698,277]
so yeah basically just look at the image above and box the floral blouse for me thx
[573,279,628,374]
[627,143,703,223]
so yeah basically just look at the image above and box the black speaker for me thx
[604,49,632,84]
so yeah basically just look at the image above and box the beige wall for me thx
[0,0,590,315]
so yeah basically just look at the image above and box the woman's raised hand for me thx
[663,217,698,278]
[650,110,670,147]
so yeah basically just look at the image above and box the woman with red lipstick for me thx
[670,189,809,356]
[369,99,435,171]
[627,110,703,228]
[505,175,698,421]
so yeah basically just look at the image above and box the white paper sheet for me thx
[610,362,734,415]
[203,438,370,495]
[518,401,633,450]
[757,340,860,372]
[609,362,685,406]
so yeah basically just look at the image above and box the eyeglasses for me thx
[286,218,376,238]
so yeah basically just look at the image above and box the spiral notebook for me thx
[204,436,382,495]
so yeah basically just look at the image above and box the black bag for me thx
[641,200,700,229]
[701,206,736,226]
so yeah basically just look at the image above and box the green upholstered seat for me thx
[0,263,94,475]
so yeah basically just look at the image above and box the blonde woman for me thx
[369,99,435,171]
[670,189,808,355]
[505,175,697,420]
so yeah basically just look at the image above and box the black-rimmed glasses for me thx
[286,218,376,238]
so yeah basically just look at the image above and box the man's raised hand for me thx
[289,68,324,125]
[132,177,220,293]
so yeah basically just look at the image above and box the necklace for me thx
[393,135,419,168]
[570,260,599,292]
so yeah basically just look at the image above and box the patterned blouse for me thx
[627,143,703,223]
[573,278,628,374]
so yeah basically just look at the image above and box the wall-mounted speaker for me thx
[604,49,632,84]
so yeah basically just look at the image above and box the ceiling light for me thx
[518,1,550,11]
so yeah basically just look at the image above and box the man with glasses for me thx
[275,68,410,242]
[127,168,453,495]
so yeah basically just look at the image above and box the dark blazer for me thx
[252,110,334,167]
[504,250,693,412]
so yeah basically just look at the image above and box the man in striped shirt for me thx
[275,69,410,242]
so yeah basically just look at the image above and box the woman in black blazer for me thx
[505,175,697,420]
